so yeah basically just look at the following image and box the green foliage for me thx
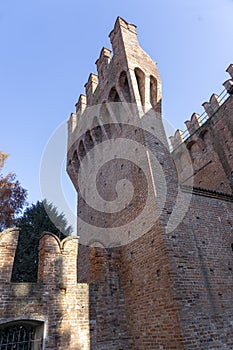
[0,151,27,231]
[12,200,73,282]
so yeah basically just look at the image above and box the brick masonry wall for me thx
[0,229,90,350]
[119,224,184,349]
[67,16,233,350]
[71,15,184,349]
[110,190,233,350]
[173,94,233,194]
[166,191,233,349]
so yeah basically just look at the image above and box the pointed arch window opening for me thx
[107,88,123,133]
[150,75,158,111]
[119,71,131,103]
[78,140,86,158]
[92,117,103,143]
[85,130,95,151]
[71,150,80,171]
[134,68,145,110]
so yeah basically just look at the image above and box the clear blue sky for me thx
[1,0,233,230]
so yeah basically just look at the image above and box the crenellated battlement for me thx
[0,228,79,284]
[67,16,162,167]
[71,17,138,116]
[38,232,79,286]
[170,63,233,195]
[170,64,233,150]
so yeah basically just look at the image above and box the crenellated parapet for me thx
[202,93,221,117]
[170,63,233,151]
[185,113,201,134]
[38,232,79,287]
[67,16,163,185]
[68,17,162,153]
[0,229,79,285]
[170,63,233,195]
[223,79,233,94]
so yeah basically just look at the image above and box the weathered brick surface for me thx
[67,16,182,349]
[119,225,184,349]
[173,94,233,194]
[1,17,232,350]
[67,17,233,350]
[0,229,90,350]
[168,191,233,349]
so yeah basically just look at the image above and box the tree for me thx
[12,200,73,282]
[0,151,27,231]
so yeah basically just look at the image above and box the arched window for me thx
[0,321,44,350]
[150,75,157,110]
[85,130,94,151]
[134,68,145,108]
[78,140,86,158]
[119,71,131,103]
[71,150,80,170]
[100,102,112,138]
[93,125,102,143]
[108,87,120,103]
[72,150,79,162]
[92,116,103,143]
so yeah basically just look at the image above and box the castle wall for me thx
[69,16,184,349]
[77,244,130,349]
[172,88,233,195]
[67,16,233,350]
[0,229,90,350]
[88,248,129,350]
[167,190,233,349]
[119,224,184,349]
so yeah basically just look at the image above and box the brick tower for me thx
[67,17,233,349]
[67,16,184,349]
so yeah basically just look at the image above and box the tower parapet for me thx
[67,16,163,190]
[67,16,162,148]
[84,73,98,105]
[75,93,87,115]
